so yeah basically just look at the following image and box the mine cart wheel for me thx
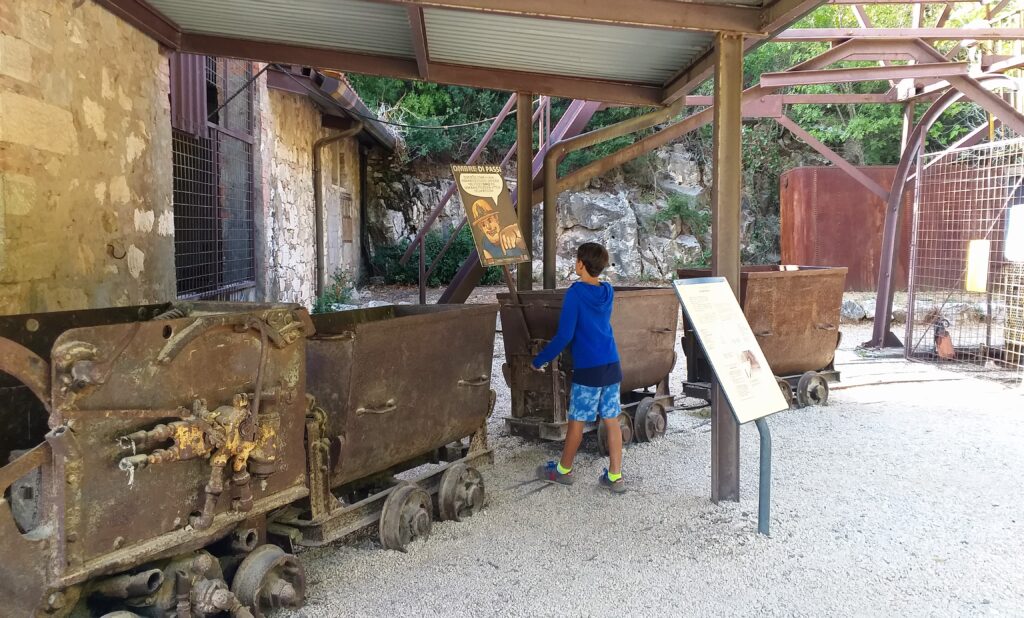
[633,398,667,443]
[796,372,830,408]
[438,463,486,522]
[776,378,794,409]
[231,544,306,617]
[598,414,635,456]
[380,482,433,551]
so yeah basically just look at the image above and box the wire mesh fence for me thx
[906,137,1024,386]
[173,58,256,300]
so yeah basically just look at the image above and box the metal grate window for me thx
[172,57,256,299]
[906,137,1024,386]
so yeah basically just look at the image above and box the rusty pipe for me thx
[541,98,686,287]
[94,569,165,599]
[175,570,192,618]
[313,122,364,298]
[517,92,534,291]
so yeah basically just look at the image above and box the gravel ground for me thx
[283,303,1024,617]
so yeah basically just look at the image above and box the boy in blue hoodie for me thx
[533,243,625,493]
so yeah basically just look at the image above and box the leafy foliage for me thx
[654,193,711,239]
[371,227,504,286]
[312,269,355,314]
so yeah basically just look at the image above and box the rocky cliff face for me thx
[365,144,755,283]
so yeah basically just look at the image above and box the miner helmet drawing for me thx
[471,198,526,261]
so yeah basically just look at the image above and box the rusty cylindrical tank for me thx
[0,301,312,617]
[676,266,848,376]
[498,287,678,440]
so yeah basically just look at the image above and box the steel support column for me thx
[517,92,534,291]
[710,32,743,504]
[542,150,557,289]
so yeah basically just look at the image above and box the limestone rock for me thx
[841,299,867,323]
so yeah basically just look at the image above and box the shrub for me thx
[674,248,712,270]
[312,269,355,314]
[654,193,711,239]
[372,226,504,286]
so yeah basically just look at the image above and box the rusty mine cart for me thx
[676,266,848,409]
[0,301,497,617]
[498,287,679,453]
[273,303,498,550]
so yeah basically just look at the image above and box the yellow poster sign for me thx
[452,165,530,267]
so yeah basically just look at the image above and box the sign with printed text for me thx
[674,277,789,424]
[452,165,531,267]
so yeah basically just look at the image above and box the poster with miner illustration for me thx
[452,165,531,267]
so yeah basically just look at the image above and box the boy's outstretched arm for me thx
[532,291,578,368]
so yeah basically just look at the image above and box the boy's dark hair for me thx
[577,242,609,277]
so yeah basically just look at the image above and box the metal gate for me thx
[906,138,1024,386]
[171,56,256,301]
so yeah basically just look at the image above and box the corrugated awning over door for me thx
[169,52,208,139]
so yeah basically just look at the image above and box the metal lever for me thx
[650,327,674,334]
[815,323,837,331]
[458,375,490,387]
[356,399,397,415]
[756,330,772,337]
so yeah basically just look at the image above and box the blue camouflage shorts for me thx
[568,382,622,422]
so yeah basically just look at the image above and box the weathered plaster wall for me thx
[0,0,174,314]
[259,87,361,306]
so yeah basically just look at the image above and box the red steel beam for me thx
[181,33,420,79]
[661,0,826,103]
[426,63,663,106]
[773,27,1024,41]
[775,115,890,200]
[563,39,947,203]
[759,62,969,87]
[851,4,873,27]
[178,34,663,106]
[828,0,980,3]
[909,122,993,181]
[93,0,181,48]
[683,92,895,106]
[373,0,764,33]
[989,0,1013,19]
[407,7,431,80]
[935,2,955,28]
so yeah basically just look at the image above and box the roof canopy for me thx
[98,0,824,106]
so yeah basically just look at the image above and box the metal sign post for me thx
[673,277,789,536]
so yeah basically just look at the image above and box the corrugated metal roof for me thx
[423,10,714,85]
[148,0,414,57]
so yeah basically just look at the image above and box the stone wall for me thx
[0,0,174,313]
[365,145,711,283]
[258,86,361,306]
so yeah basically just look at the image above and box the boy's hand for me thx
[530,360,547,372]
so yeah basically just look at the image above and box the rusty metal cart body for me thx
[676,266,848,408]
[498,287,678,448]
[0,301,312,617]
[273,304,498,550]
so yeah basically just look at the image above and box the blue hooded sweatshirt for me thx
[532,282,621,386]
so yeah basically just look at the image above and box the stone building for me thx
[0,0,394,314]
